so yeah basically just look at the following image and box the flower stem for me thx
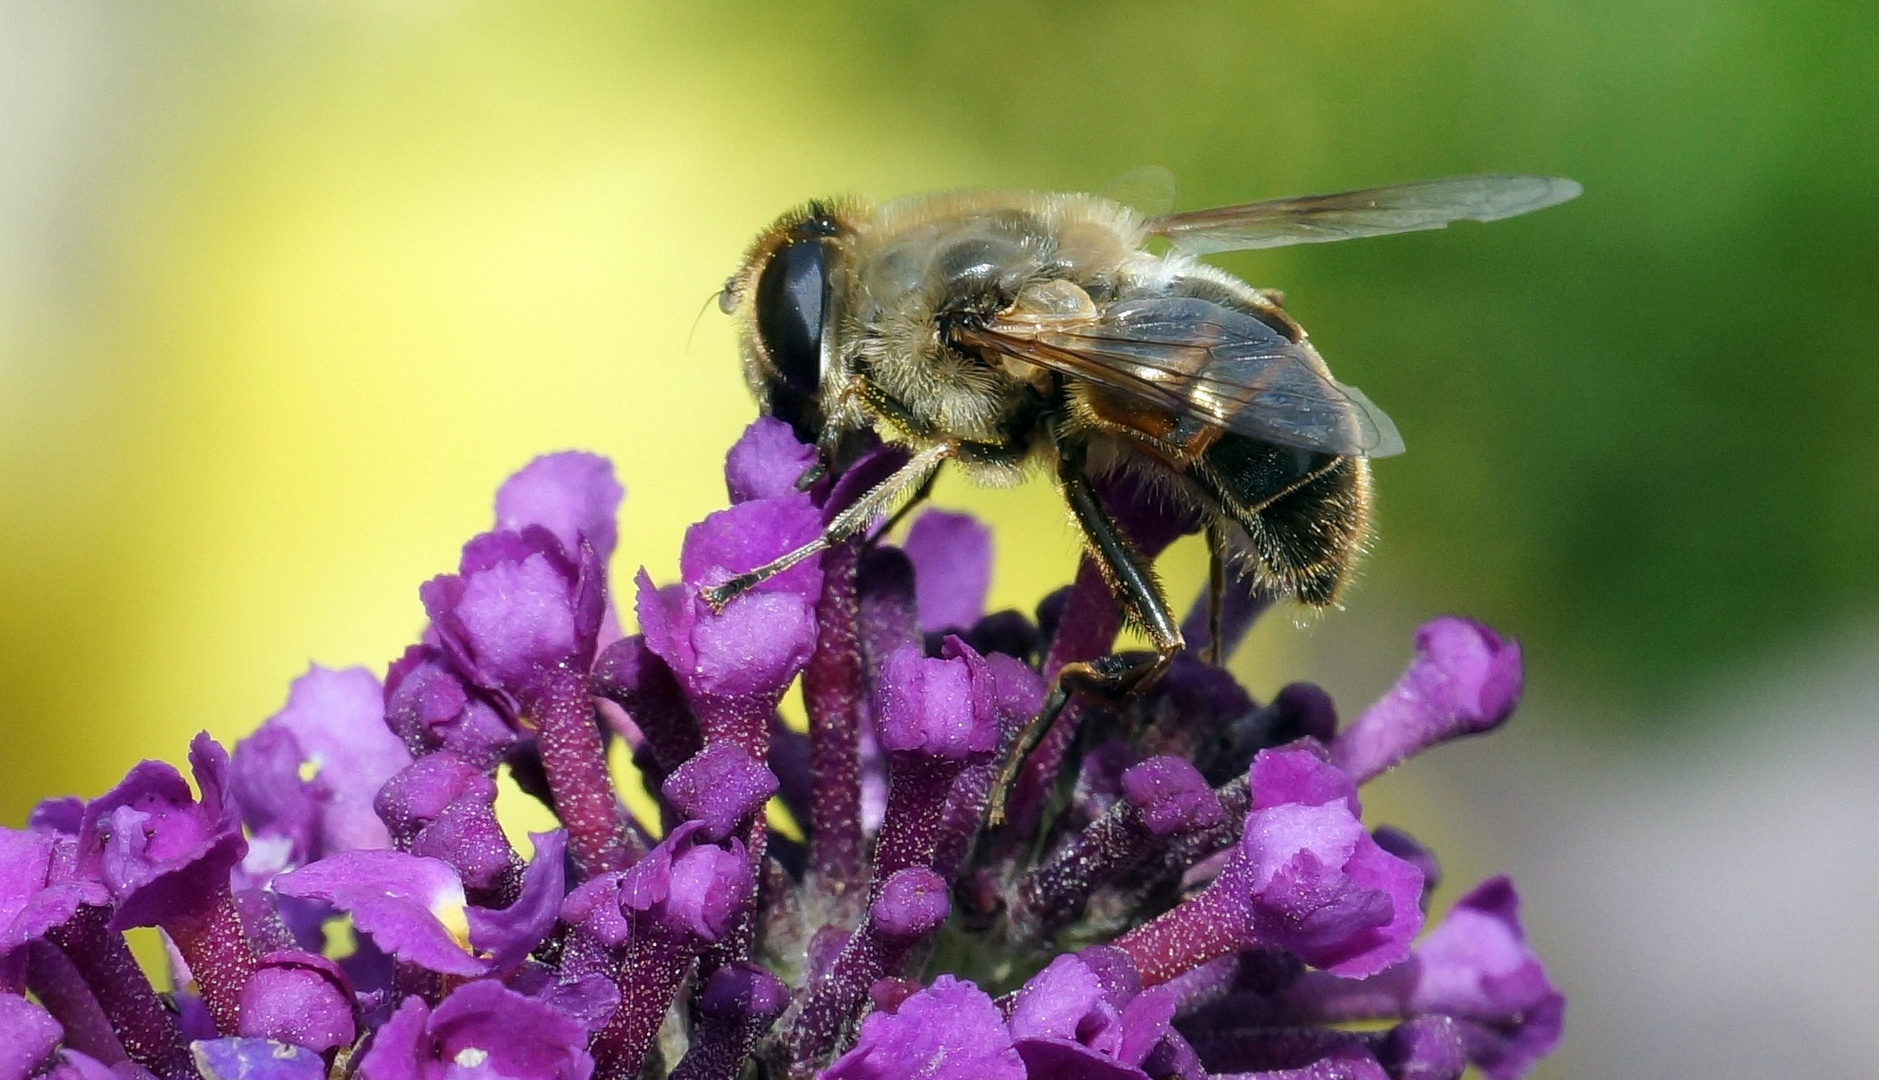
[533,669,640,877]
[1110,883,1246,986]
[874,755,967,882]
[25,939,130,1065]
[1012,799,1155,940]
[590,922,694,1080]
[165,888,256,1035]
[804,541,866,895]
[47,907,197,1080]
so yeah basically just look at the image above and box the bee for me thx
[707,175,1578,811]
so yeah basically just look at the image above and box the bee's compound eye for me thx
[753,238,827,397]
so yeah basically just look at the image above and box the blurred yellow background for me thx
[5,5,1877,1077]
[0,5,1251,819]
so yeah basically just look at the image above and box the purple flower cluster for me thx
[0,421,1563,1080]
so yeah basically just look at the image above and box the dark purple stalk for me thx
[25,939,130,1065]
[786,924,896,1075]
[393,962,443,1008]
[1267,967,1416,1025]
[165,889,256,1035]
[533,670,640,877]
[46,907,197,1080]
[590,922,696,1080]
[803,540,867,897]
[873,755,969,882]
[670,963,790,1080]
[233,889,301,955]
[785,869,948,1076]
[1012,800,1158,940]
[1182,1022,1443,1077]
[929,756,997,882]
[695,694,777,763]
[1110,882,1248,986]
[592,635,701,775]
[768,715,815,834]
[856,546,920,827]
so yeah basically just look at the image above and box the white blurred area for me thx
[1338,621,1879,1080]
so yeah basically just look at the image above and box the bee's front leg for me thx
[987,438,1184,827]
[702,442,952,611]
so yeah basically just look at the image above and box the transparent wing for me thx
[1099,164,1178,217]
[964,296,1404,457]
[1147,174,1581,254]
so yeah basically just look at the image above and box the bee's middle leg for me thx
[987,446,1183,826]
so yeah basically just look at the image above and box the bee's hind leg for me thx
[986,444,1184,827]
[1204,520,1228,667]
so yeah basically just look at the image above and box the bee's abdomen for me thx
[1200,435,1369,606]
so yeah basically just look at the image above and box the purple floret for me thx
[273,850,485,977]
[236,951,356,1053]
[1009,953,1183,1080]
[191,1039,328,1080]
[0,827,108,961]
[356,979,594,1080]
[636,463,824,758]
[0,993,62,1080]
[497,451,625,565]
[235,665,412,859]
[875,640,999,763]
[869,867,950,941]
[1403,878,1564,1080]
[1121,756,1226,837]
[902,509,993,633]
[9,430,1564,1080]
[1330,617,1523,785]
[80,734,247,933]
[635,434,828,761]
[820,975,1025,1080]
[724,416,819,503]
[424,526,605,708]
[660,743,779,840]
[382,646,518,773]
[1114,746,1424,984]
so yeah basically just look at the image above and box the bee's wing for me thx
[1147,174,1581,254]
[1100,165,1178,217]
[969,296,1404,457]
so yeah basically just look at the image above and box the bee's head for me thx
[724,202,846,445]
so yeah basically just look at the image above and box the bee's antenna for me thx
[687,286,731,354]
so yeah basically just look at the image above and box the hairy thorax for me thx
[839,192,1149,451]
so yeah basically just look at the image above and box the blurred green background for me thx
[3,3,1875,1076]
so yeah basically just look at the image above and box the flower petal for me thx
[902,510,993,633]
[496,451,624,564]
[273,850,484,977]
[820,976,1024,1080]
